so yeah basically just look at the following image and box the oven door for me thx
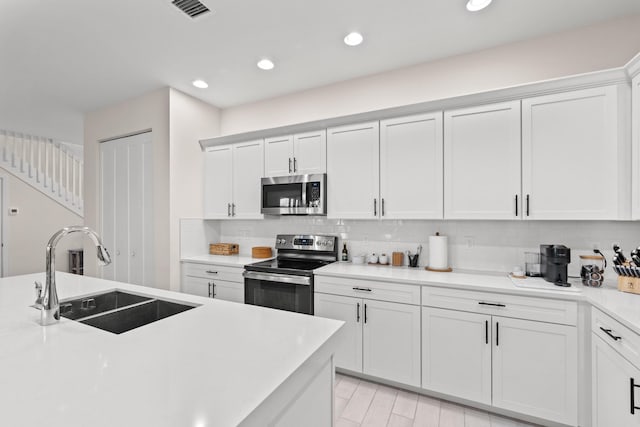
[243,271,313,314]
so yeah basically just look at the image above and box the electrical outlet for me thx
[464,236,475,248]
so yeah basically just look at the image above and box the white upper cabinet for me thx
[380,113,443,219]
[264,135,293,177]
[204,145,233,219]
[633,74,640,220]
[444,101,521,219]
[327,122,380,219]
[293,130,327,175]
[522,85,630,220]
[232,140,264,219]
[204,140,263,219]
[264,130,326,177]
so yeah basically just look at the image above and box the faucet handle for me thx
[34,281,43,307]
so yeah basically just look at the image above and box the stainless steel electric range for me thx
[243,234,338,315]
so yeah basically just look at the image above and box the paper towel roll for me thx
[429,234,448,270]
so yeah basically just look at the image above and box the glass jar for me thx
[580,254,605,287]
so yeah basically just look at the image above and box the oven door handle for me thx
[243,271,312,286]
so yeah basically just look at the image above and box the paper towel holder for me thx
[426,232,453,272]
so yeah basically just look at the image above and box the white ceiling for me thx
[1,0,640,142]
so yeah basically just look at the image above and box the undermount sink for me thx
[59,290,199,334]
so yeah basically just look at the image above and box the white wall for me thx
[84,88,171,287]
[221,14,640,135]
[1,171,82,276]
[169,89,221,291]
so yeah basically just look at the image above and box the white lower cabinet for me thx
[180,262,244,303]
[422,307,492,404]
[314,278,421,387]
[491,316,577,425]
[592,307,640,426]
[422,287,578,426]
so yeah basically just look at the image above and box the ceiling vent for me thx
[172,0,211,18]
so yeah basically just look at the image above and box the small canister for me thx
[392,252,404,267]
[580,254,606,287]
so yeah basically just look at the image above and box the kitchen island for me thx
[0,272,343,427]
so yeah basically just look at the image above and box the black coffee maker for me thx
[540,244,571,287]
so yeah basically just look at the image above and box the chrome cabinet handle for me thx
[353,287,372,292]
[227,203,231,217]
[232,203,236,216]
[288,158,292,173]
[381,198,385,216]
[373,198,377,216]
[205,270,218,275]
[478,301,506,307]
[356,302,360,322]
[631,378,640,414]
[364,303,368,324]
[293,157,297,172]
[515,195,518,217]
[208,282,213,298]
[526,194,530,217]
[212,283,216,298]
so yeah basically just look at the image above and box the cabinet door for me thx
[522,86,620,219]
[204,145,233,219]
[182,276,214,298]
[592,334,640,427]
[380,113,443,219]
[362,300,421,387]
[293,130,326,175]
[492,317,577,425]
[264,135,293,177]
[212,279,244,303]
[327,122,380,219]
[232,140,264,219]
[314,293,363,373]
[444,101,521,219]
[633,75,640,219]
[422,307,491,404]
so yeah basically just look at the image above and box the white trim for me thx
[200,66,630,150]
[625,52,640,79]
[0,171,8,277]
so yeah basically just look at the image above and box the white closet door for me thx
[127,135,153,286]
[100,132,153,286]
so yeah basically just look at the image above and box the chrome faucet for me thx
[34,226,112,326]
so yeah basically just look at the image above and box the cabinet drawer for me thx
[592,307,640,369]
[422,286,577,326]
[182,262,244,282]
[315,276,420,305]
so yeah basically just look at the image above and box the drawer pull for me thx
[353,287,372,292]
[600,327,622,341]
[631,378,640,414]
[478,302,506,308]
[206,270,218,274]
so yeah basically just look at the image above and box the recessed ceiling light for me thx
[192,79,208,89]
[466,0,492,12]
[257,59,275,70]
[344,32,364,47]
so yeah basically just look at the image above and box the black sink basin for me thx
[60,291,152,320]
[80,299,196,334]
[58,290,198,334]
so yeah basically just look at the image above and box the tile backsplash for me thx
[181,217,639,277]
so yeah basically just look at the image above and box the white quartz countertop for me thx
[315,262,640,335]
[181,254,271,267]
[0,272,342,427]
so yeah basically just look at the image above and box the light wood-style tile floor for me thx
[334,373,542,427]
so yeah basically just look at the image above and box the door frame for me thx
[0,171,8,277]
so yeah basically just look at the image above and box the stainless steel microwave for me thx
[261,174,326,215]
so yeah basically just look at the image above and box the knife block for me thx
[618,276,640,294]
